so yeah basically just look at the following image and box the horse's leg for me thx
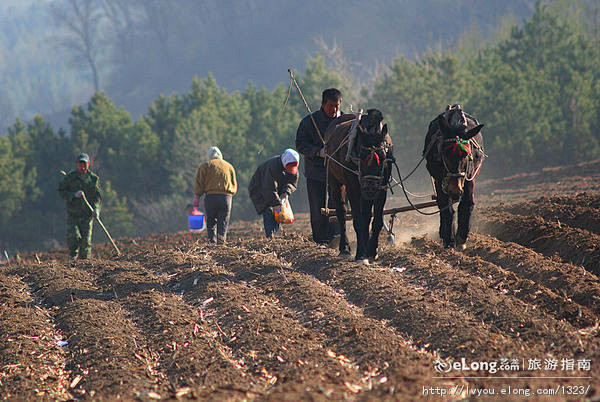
[331,179,350,256]
[434,177,455,248]
[360,197,373,261]
[456,180,475,250]
[347,181,365,261]
[368,190,387,260]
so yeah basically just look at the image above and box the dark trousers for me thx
[204,194,232,243]
[261,207,280,238]
[306,178,339,244]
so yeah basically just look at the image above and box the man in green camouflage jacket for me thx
[58,153,102,259]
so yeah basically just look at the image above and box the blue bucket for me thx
[188,212,205,231]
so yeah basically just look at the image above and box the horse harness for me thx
[356,141,394,199]
[434,134,484,194]
[324,117,394,198]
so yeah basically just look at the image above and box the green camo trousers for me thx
[66,215,94,259]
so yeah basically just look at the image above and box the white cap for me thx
[281,148,299,166]
[207,146,223,161]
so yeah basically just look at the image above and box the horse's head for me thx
[438,105,484,199]
[356,109,392,200]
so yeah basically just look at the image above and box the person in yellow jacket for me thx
[194,146,237,244]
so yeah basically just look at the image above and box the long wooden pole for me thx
[81,193,121,255]
[328,200,438,223]
[289,68,330,215]
[288,69,325,145]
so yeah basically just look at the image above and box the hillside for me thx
[0,0,536,131]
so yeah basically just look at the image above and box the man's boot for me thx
[78,238,91,259]
[67,236,79,260]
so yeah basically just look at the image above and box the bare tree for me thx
[136,0,174,59]
[100,0,137,65]
[51,0,104,91]
[314,37,363,107]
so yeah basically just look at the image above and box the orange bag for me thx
[273,197,295,224]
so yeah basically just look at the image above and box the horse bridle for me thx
[439,135,488,199]
[441,136,472,175]
[325,119,393,199]
[357,142,393,198]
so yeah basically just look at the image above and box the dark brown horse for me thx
[325,109,393,263]
[424,104,484,249]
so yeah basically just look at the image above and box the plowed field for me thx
[2,160,600,401]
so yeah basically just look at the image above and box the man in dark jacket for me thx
[248,149,299,238]
[295,88,341,245]
[57,153,102,259]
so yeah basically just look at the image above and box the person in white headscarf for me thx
[193,146,237,244]
[248,149,299,238]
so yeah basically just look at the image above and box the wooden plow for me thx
[323,199,438,245]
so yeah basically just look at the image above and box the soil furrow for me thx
[179,260,369,400]
[7,261,170,399]
[408,236,596,328]
[7,167,600,401]
[476,160,600,204]
[234,237,592,396]
[464,233,600,320]
[122,290,265,400]
[500,194,600,235]
[10,261,103,306]
[238,236,526,361]
[203,242,443,400]
[0,272,72,400]
[54,298,162,399]
[123,240,450,399]
[476,210,600,274]
[123,242,375,399]
[63,252,268,400]
[116,238,580,398]
[377,237,585,355]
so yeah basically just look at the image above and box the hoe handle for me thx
[81,193,121,255]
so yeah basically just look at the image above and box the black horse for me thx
[424,104,484,249]
[325,109,393,263]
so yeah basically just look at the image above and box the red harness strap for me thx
[365,152,380,166]
[444,139,472,156]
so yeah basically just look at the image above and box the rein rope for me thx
[276,75,293,122]
[326,154,359,176]
[324,129,359,176]
[393,160,455,215]
[385,135,435,195]
[465,139,485,181]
